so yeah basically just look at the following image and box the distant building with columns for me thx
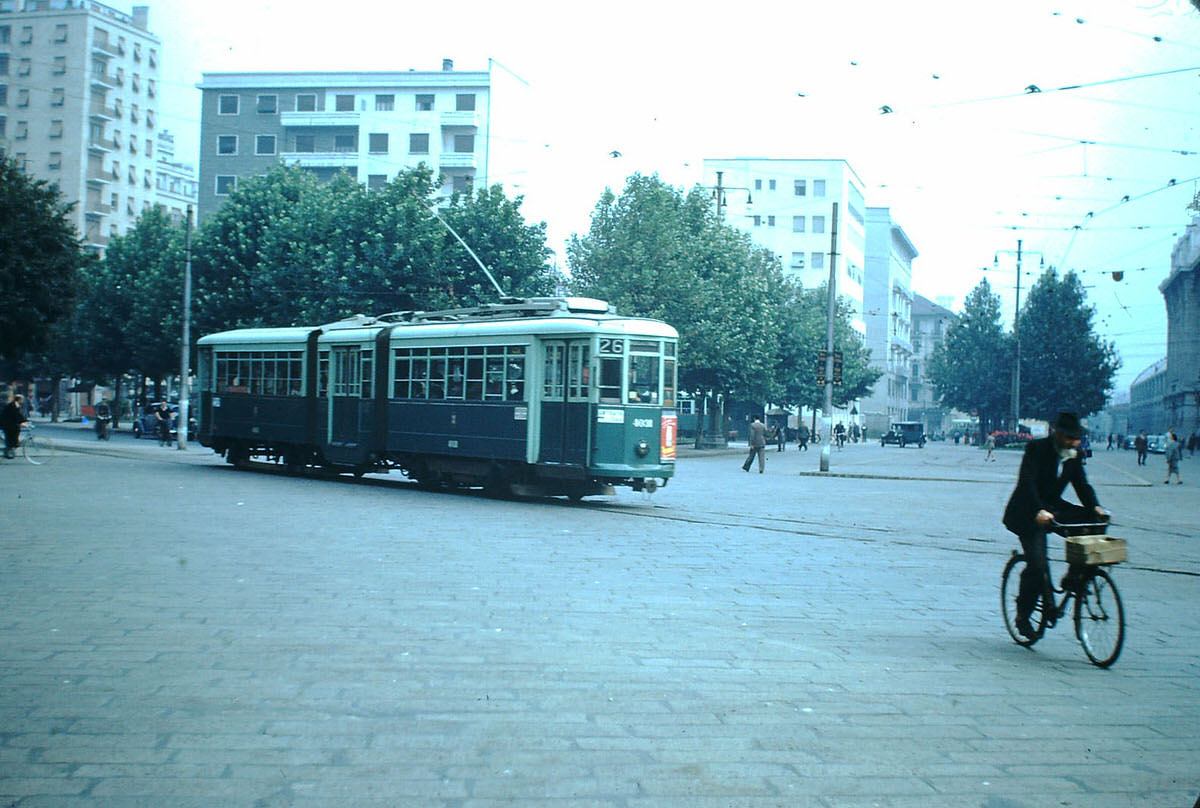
[1161,216,1200,439]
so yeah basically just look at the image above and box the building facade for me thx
[0,0,193,253]
[196,62,489,221]
[1161,216,1200,440]
[1129,358,1168,435]
[910,294,958,436]
[700,158,869,334]
[152,129,197,226]
[860,207,917,434]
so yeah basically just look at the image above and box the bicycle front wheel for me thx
[22,435,56,465]
[1074,568,1125,668]
[1002,553,1048,646]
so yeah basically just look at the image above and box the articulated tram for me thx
[196,297,678,498]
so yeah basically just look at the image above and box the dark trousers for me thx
[1016,502,1095,616]
[743,445,765,472]
[1136,450,1147,465]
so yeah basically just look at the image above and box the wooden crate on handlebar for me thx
[1065,535,1128,566]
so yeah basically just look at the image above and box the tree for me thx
[566,174,782,402]
[0,153,85,372]
[1017,268,1119,420]
[928,278,1012,435]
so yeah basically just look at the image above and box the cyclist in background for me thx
[2,393,29,459]
[1002,412,1108,638]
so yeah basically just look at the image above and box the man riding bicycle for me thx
[1002,412,1108,639]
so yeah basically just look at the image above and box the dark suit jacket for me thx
[1003,436,1099,536]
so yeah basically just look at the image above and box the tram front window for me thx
[627,354,659,403]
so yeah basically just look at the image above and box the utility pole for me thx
[820,203,839,473]
[177,206,192,450]
[1011,238,1022,434]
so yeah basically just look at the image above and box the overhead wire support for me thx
[425,204,509,300]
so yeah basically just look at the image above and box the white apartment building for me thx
[152,129,196,226]
[910,293,958,435]
[196,61,489,221]
[701,158,869,335]
[860,206,917,434]
[0,0,193,253]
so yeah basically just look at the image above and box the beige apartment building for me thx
[0,0,195,253]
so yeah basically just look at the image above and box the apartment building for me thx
[153,128,196,226]
[0,0,192,253]
[910,294,957,435]
[860,207,917,434]
[701,158,869,335]
[1161,215,1200,439]
[196,61,489,221]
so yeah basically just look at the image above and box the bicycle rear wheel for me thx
[22,435,56,465]
[1074,568,1124,668]
[1001,553,1048,646]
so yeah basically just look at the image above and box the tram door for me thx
[539,341,590,466]
[327,345,361,447]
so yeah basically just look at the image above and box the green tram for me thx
[196,297,679,498]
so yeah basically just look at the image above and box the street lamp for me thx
[704,170,753,219]
[993,240,1045,433]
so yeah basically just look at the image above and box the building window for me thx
[792,216,805,233]
[794,179,806,196]
[296,93,316,112]
[752,215,761,227]
[754,179,762,191]
[0,86,7,107]
[256,134,276,155]
[368,132,388,153]
[415,94,434,111]
[769,179,777,191]
[812,215,826,234]
[0,25,9,45]
[147,78,156,98]
[133,42,141,62]
[294,134,315,153]
[48,152,62,169]
[18,58,30,76]
[148,49,157,68]
[367,174,387,191]
[51,88,65,106]
[333,134,355,152]
[453,134,474,153]
[452,174,473,194]
[16,88,28,107]
[110,160,119,179]
[455,93,475,111]
[130,104,139,123]
[14,120,26,139]
[811,251,825,270]
[146,109,154,127]
[335,94,354,112]
[126,196,136,214]
[790,252,805,269]
[52,56,65,75]
[256,94,277,114]
[144,139,152,158]
[218,94,239,115]
[54,24,68,43]
[374,94,394,111]
[409,133,428,154]
[217,135,237,155]
[20,26,33,45]
[0,53,9,75]
[144,169,151,188]
[131,73,140,92]
[767,215,776,227]
[129,135,138,154]
[215,175,237,196]
[116,36,125,55]
[813,179,826,197]
[0,117,5,138]
[128,165,136,184]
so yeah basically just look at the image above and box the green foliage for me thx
[1018,268,1119,420]
[928,278,1012,432]
[567,173,875,406]
[0,152,85,371]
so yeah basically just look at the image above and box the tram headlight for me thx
[635,439,650,458]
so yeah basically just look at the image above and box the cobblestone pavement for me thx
[1,429,1197,807]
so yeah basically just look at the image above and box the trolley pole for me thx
[177,205,193,451]
[820,203,839,473]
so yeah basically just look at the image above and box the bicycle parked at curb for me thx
[17,423,56,465]
[1001,519,1126,668]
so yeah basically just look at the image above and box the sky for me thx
[142,0,1200,393]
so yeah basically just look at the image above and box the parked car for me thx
[1147,434,1168,454]
[131,403,197,441]
[880,421,926,448]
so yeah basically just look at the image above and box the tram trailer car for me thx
[196,298,679,499]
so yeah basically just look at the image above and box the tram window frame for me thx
[446,350,466,399]
[543,344,565,401]
[627,353,660,404]
[318,351,329,397]
[663,358,676,407]
[331,347,362,397]
[360,349,373,399]
[466,346,485,400]
[597,336,624,403]
[568,344,590,401]
[391,344,526,401]
[213,349,304,396]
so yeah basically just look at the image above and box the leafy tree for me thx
[0,153,85,372]
[1017,268,1119,420]
[928,278,1012,435]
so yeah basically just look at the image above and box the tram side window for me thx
[506,347,525,401]
[318,351,329,396]
[628,353,660,404]
[446,352,465,399]
[598,357,622,403]
[213,350,304,395]
[428,348,446,399]
[543,345,565,400]
[663,358,676,407]
[466,346,485,400]
[360,350,373,399]
[568,344,590,400]
[391,344,525,401]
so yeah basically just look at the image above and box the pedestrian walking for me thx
[797,424,809,451]
[1,393,29,458]
[154,400,172,447]
[984,433,996,462]
[742,415,767,473]
[1164,431,1183,484]
[1188,432,1197,458]
[775,421,787,452]
[1106,433,1114,450]
[1134,430,1148,466]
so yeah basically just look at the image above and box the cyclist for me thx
[2,393,29,458]
[1002,412,1108,638]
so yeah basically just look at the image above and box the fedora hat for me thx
[1051,411,1086,438]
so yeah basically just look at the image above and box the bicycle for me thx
[19,423,56,465]
[1000,519,1126,668]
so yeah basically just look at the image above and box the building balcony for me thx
[280,110,360,128]
[439,153,477,169]
[440,110,480,128]
[89,102,117,120]
[84,203,113,218]
[90,71,117,90]
[88,136,116,153]
[86,167,112,185]
[91,40,120,58]
[281,151,359,168]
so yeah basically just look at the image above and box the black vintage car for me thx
[880,421,926,448]
[131,403,197,441]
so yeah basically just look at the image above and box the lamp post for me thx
[993,240,1044,433]
[177,205,193,450]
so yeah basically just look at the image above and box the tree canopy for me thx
[927,278,1012,433]
[0,153,85,373]
[567,173,876,406]
[1017,267,1119,420]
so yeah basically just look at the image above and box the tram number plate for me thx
[632,418,654,428]
[597,408,625,424]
